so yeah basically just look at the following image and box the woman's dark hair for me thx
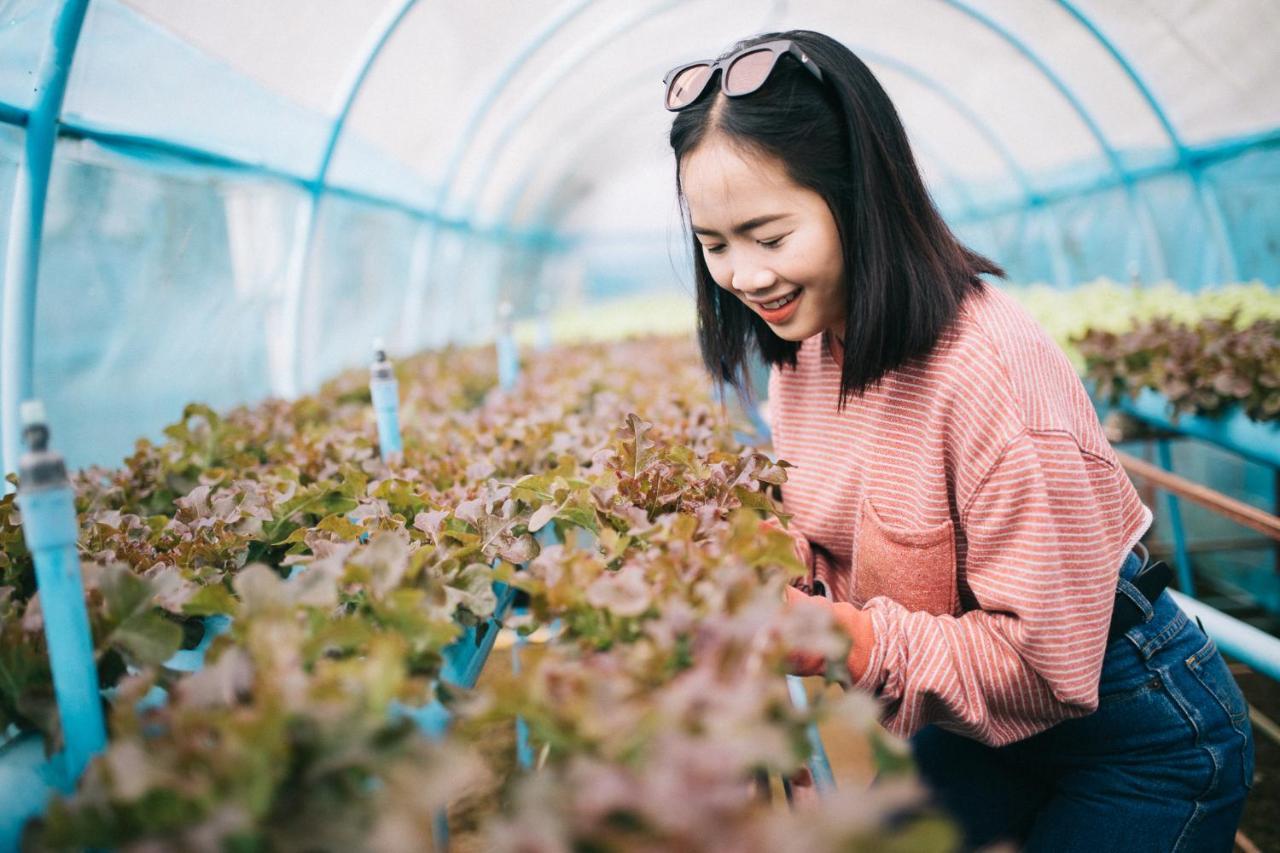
[670,29,1005,408]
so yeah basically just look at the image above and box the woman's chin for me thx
[766,321,819,342]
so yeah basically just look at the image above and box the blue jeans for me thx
[908,547,1255,852]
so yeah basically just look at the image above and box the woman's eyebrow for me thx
[691,213,789,237]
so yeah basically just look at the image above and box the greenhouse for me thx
[1,0,1278,850]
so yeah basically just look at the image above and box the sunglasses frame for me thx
[662,39,824,112]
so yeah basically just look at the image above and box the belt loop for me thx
[1132,541,1150,571]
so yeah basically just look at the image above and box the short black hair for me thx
[669,29,1005,409]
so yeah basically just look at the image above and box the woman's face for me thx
[680,136,845,342]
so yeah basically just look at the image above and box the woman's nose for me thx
[732,265,777,295]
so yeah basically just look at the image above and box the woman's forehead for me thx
[681,139,799,215]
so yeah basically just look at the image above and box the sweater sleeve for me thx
[850,428,1151,748]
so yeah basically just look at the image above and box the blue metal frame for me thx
[489,52,1003,241]
[399,0,597,351]
[0,102,576,249]
[1089,386,1280,685]
[514,129,1280,250]
[938,0,1168,282]
[1,0,90,495]
[276,0,419,399]
[1055,0,1240,284]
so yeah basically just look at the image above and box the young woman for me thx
[665,29,1255,851]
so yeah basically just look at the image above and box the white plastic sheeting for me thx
[1,0,1278,472]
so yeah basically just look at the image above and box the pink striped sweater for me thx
[768,283,1152,748]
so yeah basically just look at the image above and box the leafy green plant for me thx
[10,334,947,850]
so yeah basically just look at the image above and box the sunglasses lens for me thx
[667,64,712,109]
[725,49,776,95]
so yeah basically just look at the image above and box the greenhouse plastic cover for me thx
[1,0,1279,477]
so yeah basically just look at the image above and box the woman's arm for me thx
[836,429,1148,748]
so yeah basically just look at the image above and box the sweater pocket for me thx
[855,498,958,616]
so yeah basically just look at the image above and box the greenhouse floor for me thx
[457,628,1275,852]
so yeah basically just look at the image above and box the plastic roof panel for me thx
[64,0,334,175]
[121,0,383,116]
[334,0,601,209]
[0,1,61,111]
[21,0,1273,224]
[2,0,1277,478]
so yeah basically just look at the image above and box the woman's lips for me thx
[755,290,801,324]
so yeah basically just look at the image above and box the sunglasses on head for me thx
[662,39,824,111]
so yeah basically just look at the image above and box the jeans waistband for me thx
[1109,542,1174,645]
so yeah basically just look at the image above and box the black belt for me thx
[1107,557,1173,644]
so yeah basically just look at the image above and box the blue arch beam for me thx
[1055,0,1239,283]
[483,2,1173,291]
[398,0,598,350]
[497,54,1026,275]
[939,0,1168,281]
[1,0,90,490]
[277,0,419,399]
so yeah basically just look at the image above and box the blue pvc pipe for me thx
[0,734,59,851]
[512,632,535,770]
[0,104,576,251]
[19,483,107,787]
[785,675,837,794]
[1169,589,1280,683]
[0,102,28,127]
[1,0,90,492]
[1118,388,1280,472]
[496,332,520,392]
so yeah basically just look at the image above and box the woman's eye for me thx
[759,237,784,249]
[702,244,726,255]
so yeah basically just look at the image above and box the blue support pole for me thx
[276,0,419,399]
[1156,438,1196,597]
[1,0,90,493]
[785,675,837,795]
[496,302,520,392]
[512,634,535,770]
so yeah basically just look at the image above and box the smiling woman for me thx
[665,28,1255,853]
[681,144,844,337]
[668,31,1003,410]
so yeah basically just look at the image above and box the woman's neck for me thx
[826,329,846,364]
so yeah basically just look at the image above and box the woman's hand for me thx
[780,585,876,682]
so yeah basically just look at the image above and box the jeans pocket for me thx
[1185,636,1255,791]
[1097,673,1162,707]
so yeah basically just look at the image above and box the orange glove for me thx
[782,585,876,682]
